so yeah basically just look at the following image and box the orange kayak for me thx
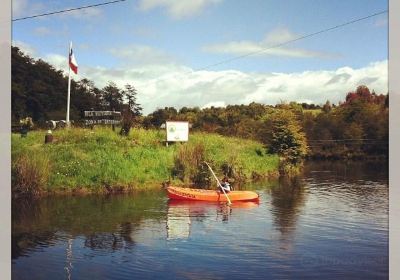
[166,186,259,202]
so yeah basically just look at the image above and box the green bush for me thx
[12,153,50,197]
[262,109,308,164]
[172,143,211,187]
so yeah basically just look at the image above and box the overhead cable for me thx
[13,0,128,21]
[194,10,388,71]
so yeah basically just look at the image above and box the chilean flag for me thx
[69,44,78,74]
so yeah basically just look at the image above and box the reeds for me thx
[172,143,211,187]
[12,153,50,197]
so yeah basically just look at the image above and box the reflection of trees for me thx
[84,233,124,252]
[303,160,388,184]
[302,160,388,214]
[12,194,165,259]
[270,176,307,251]
[84,223,137,252]
[119,222,136,245]
[12,197,58,259]
[12,231,57,259]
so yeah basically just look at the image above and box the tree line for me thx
[143,86,388,159]
[12,47,388,160]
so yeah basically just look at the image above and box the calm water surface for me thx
[12,160,388,280]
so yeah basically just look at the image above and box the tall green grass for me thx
[12,153,50,197]
[11,127,279,194]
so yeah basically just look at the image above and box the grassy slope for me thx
[11,128,279,193]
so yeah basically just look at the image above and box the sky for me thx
[12,0,388,114]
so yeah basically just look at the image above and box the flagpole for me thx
[66,41,72,128]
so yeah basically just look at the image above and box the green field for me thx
[11,127,279,195]
[303,109,322,116]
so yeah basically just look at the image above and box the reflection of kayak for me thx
[168,199,259,209]
[166,186,259,202]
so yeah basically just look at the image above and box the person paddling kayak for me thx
[219,176,231,193]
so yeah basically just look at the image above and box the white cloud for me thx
[138,0,222,19]
[12,0,47,19]
[373,16,388,27]
[263,28,298,44]
[75,60,386,114]
[109,45,176,66]
[44,53,68,70]
[12,40,37,57]
[33,26,52,36]
[203,27,336,59]
[23,40,386,115]
[12,0,28,17]
[66,60,388,114]
[202,101,226,109]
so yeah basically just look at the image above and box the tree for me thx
[322,100,332,113]
[344,85,386,106]
[262,109,308,164]
[101,82,123,111]
[119,84,142,136]
[144,107,178,128]
[384,93,389,108]
[123,84,142,116]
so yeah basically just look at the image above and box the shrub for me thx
[12,153,50,197]
[262,109,308,164]
[172,143,211,187]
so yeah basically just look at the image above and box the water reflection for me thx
[269,176,307,252]
[12,160,388,280]
[303,160,388,184]
[166,200,259,239]
[166,201,191,240]
[84,233,125,252]
[65,238,73,280]
[12,193,166,260]
[83,224,137,253]
[216,203,232,222]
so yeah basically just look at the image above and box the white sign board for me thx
[166,121,189,142]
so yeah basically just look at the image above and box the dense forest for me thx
[12,47,388,159]
[11,47,141,126]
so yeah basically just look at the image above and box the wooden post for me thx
[45,130,53,144]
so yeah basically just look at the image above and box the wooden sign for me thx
[84,111,121,117]
[84,119,121,125]
[84,111,121,126]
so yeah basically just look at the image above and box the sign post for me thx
[83,111,121,127]
[166,121,189,146]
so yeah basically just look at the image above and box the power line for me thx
[194,10,388,71]
[308,139,388,142]
[136,10,387,91]
[12,0,128,22]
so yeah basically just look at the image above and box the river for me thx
[12,160,388,280]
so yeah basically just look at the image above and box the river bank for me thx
[11,127,280,197]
